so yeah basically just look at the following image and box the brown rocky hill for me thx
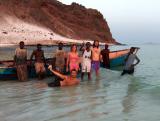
[0,0,117,44]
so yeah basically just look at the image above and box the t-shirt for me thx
[15,48,27,65]
[124,54,137,70]
[55,49,66,67]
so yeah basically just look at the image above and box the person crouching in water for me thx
[81,42,92,80]
[91,40,102,77]
[14,41,28,81]
[121,47,140,76]
[30,44,46,80]
[48,65,80,87]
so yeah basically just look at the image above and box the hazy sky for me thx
[59,0,160,44]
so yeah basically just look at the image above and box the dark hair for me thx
[105,44,108,48]
[70,44,77,52]
[19,41,24,44]
[37,44,42,47]
[86,42,91,46]
[71,69,77,73]
[93,40,99,48]
[125,47,136,62]
[130,47,136,52]
[58,42,63,46]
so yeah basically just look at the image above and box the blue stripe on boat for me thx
[110,54,127,67]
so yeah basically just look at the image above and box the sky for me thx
[59,0,160,44]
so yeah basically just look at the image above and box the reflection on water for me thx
[1,44,160,121]
[122,77,139,113]
[0,69,156,121]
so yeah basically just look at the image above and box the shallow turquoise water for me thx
[0,44,160,121]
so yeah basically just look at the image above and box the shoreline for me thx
[0,41,118,47]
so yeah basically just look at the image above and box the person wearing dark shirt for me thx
[101,44,110,69]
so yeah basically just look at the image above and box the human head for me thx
[71,44,77,52]
[105,44,109,50]
[82,42,85,46]
[37,44,42,50]
[130,47,136,54]
[86,42,91,49]
[19,41,24,49]
[70,69,77,78]
[93,40,99,48]
[58,42,63,50]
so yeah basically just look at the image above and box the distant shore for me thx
[0,41,118,47]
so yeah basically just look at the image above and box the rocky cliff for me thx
[0,0,117,45]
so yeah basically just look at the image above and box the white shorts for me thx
[82,61,91,73]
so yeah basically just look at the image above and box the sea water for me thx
[0,44,160,121]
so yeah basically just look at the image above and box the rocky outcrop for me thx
[0,0,117,44]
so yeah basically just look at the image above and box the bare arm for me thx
[13,55,17,66]
[134,56,140,66]
[99,49,102,62]
[66,53,70,70]
[100,54,102,62]
[91,50,93,60]
[30,51,35,61]
[48,65,67,79]
[80,45,85,51]
[77,53,81,70]
[42,51,46,65]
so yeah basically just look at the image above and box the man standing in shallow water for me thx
[121,47,140,76]
[101,44,110,69]
[91,40,102,77]
[81,42,92,80]
[54,42,66,73]
[30,44,46,80]
[14,41,28,81]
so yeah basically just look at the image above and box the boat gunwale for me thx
[0,49,129,63]
[109,49,130,53]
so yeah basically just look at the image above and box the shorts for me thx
[91,61,100,71]
[35,62,46,73]
[82,61,91,73]
[121,69,134,76]
[48,76,63,87]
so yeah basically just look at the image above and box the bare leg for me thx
[38,72,41,80]
[87,72,91,80]
[38,72,45,80]
[96,69,99,77]
[81,72,84,80]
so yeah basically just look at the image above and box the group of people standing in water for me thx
[14,40,140,87]
[48,40,111,87]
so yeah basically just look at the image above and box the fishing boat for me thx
[0,59,53,80]
[0,49,129,80]
[109,49,129,68]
